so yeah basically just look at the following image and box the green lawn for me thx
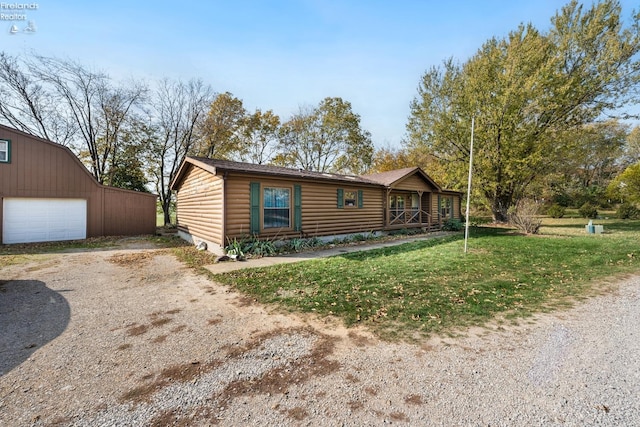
[203,219,640,340]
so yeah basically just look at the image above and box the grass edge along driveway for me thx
[196,223,640,340]
[2,223,637,341]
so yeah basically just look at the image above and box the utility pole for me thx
[464,116,475,253]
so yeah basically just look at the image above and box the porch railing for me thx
[388,209,437,228]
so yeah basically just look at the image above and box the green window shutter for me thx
[294,184,302,231]
[337,188,344,209]
[437,194,441,222]
[250,182,260,235]
[358,189,363,209]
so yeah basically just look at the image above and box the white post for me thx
[464,117,475,253]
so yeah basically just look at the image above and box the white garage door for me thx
[2,198,87,244]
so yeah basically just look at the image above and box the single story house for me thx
[170,157,462,253]
[0,124,157,244]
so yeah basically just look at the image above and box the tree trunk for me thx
[162,197,172,226]
[490,193,512,223]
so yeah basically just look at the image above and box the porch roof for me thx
[362,167,442,192]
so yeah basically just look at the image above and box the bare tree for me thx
[0,52,75,145]
[146,78,215,225]
[30,56,146,183]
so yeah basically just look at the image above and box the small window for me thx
[0,139,9,163]
[263,187,291,229]
[440,196,452,218]
[344,190,357,207]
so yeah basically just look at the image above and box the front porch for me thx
[384,190,443,231]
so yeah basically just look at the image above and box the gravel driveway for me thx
[1,242,639,426]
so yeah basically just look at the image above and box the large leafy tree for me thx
[538,121,630,207]
[568,121,629,189]
[105,121,149,192]
[197,92,246,159]
[275,97,373,174]
[407,0,640,221]
[237,109,280,164]
[624,126,640,165]
[607,162,640,204]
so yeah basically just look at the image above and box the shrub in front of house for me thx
[617,203,639,219]
[546,204,566,218]
[578,203,598,219]
[442,218,463,231]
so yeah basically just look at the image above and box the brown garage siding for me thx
[0,125,157,243]
[1,129,96,196]
[175,165,224,245]
[103,189,157,236]
[224,173,384,241]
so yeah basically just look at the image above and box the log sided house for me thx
[170,157,462,253]
[0,125,157,244]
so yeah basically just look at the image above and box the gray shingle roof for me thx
[185,157,380,186]
[361,167,421,186]
[172,157,458,194]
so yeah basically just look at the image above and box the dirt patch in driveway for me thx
[1,243,639,426]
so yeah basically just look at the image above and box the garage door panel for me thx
[2,198,87,244]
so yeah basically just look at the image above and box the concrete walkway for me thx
[204,231,454,274]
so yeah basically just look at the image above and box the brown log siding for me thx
[0,125,156,243]
[429,193,440,222]
[427,192,462,224]
[224,173,251,239]
[174,164,225,245]
[393,174,435,192]
[224,173,384,241]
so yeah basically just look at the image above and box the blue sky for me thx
[2,1,639,147]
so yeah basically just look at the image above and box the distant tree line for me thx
[0,53,373,225]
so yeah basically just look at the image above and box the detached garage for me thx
[3,198,87,244]
[0,125,157,244]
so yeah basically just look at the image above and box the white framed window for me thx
[344,190,358,207]
[440,196,452,218]
[263,187,291,229]
[0,139,10,163]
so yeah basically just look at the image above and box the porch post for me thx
[385,188,392,228]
